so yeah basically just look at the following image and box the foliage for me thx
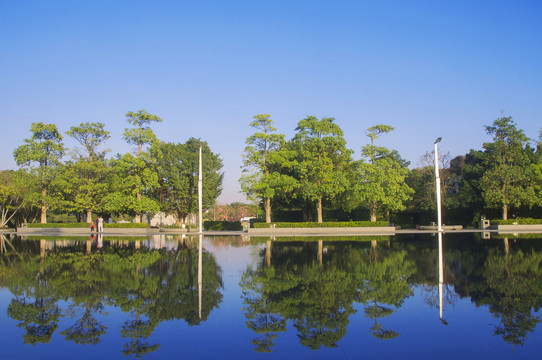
[253,221,388,228]
[123,110,162,156]
[103,153,160,217]
[290,116,352,222]
[153,139,223,225]
[480,117,536,219]
[350,125,413,222]
[204,221,242,231]
[240,114,296,223]
[492,218,542,225]
[0,170,37,227]
[207,202,258,222]
[13,122,65,223]
[25,222,149,228]
[66,122,110,161]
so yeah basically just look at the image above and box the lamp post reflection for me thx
[198,233,203,320]
[438,232,448,325]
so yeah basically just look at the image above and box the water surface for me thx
[1,233,541,359]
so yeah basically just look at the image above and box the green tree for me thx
[116,110,163,222]
[291,116,352,223]
[66,122,110,161]
[153,138,223,225]
[104,153,160,220]
[480,117,535,219]
[13,123,65,223]
[353,125,413,222]
[0,170,37,227]
[60,122,111,222]
[240,114,296,223]
[123,110,163,157]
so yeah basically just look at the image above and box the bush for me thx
[253,221,388,228]
[26,223,90,228]
[492,218,542,225]
[26,223,150,228]
[204,221,242,231]
[104,223,149,228]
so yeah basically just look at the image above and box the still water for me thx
[1,233,541,359]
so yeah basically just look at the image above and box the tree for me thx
[123,110,163,157]
[0,170,34,227]
[480,117,535,220]
[353,125,413,222]
[13,123,65,223]
[153,139,224,225]
[62,122,111,222]
[240,114,296,223]
[291,116,352,223]
[120,110,162,222]
[66,122,110,161]
[104,153,160,220]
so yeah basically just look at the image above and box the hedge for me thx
[253,221,389,228]
[492,218,542,225]
[163,224,196,229]
[204,221,242,231]
[26,223,150,228]
[26,223,90,228]
[251,235,390,242]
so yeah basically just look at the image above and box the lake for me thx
[1,232,541,359]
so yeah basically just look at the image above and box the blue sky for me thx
[1,0,541,203]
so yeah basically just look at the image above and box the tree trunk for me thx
[87,210,92,223]
[265,197,272,224]
[134,191,142,223]
[302,203,313,222]
[317,197,323,223]
[370,203,377,222]
[502,203,508,220]
[318,240,323,267]
[265,240,271,267]
[40,188,47,223]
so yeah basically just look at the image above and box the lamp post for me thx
[434,137,443,232]
[196,140,203,233]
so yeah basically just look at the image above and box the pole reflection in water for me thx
[198,233,203,320]
[438,231,448,325]
[266,239,271,267]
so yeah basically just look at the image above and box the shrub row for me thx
[492,218,542,225]
[253,221,389,228]
[26,223,150,228]
[163,224,196,229]
[204,221,242,231]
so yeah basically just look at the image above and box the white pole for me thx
[198,142,203,234]
[434,138,443,232]
[198,233,203,320]
[438,231,443,320]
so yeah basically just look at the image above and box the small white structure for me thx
[147,212,178,227]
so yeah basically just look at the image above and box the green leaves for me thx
[66,122,110,161]
[153,138,224,224]
[241,114,296,223]
[123,110,162,156]
[480,117,536,219]
[352,125,412,221]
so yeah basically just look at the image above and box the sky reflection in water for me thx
[1,233,541,359]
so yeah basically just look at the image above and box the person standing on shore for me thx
[97,216,104,233]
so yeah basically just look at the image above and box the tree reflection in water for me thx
[241,239,415,351]
[1,235,223,357]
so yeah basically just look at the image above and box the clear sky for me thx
[1,0,541,204]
